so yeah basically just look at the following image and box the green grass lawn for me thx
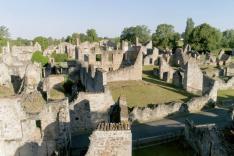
[217,89,234,101]
[108,65,194,107]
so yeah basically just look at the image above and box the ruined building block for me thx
[184,59,203,95]
[86,122,132,156]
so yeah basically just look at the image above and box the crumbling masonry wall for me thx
[0,97,70,156]
[106,48,142,82]
[184,59,203,95]
[86,123,132,156]
[185,121,229,156]
[69,89,114,134]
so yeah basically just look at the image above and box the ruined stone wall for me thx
[86,123,132,156]
[129,102,183,122]
[43,74,65,100]
[143,47,159,65]
[130,80,218,123]
[159,57,175,82]
[184,59,203,95]
[79,63,107,92]
[0,97,70,156]
[11,42,41,54]
[172,48,189,67]
[106,49,142,82]
[185,121,229,156]
[87,49,124,71]
[0,63,11,85]
[43,75,64,92]
[69,89,114,135]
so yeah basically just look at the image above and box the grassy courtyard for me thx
[217,89,234,102]
[108,65,194,107]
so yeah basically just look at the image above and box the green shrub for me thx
[51,52,68,62]
[31,51,49,66]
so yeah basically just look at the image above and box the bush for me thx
[51,52,68,62]
[31,51,49,66]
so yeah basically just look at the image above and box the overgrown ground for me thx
[217,89,234,102]
[108,65,194,107]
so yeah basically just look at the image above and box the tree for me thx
[0,26,9,38]
[48,37,60,46]
[184,18,195,45]
[51,52,68,62]
[86,29,99,42]
[189,23,222,52]
[0,25,9,52]
[79,33,88,43]
[31,51,49,66]
[152,24,180,50]
[11,37,31,46]
[65,33,79,45]
[221,29,234,49]
[33,36,49,51]
[120,25,151,44]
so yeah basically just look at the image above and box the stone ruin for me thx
[78,40,143,92]
[69,89,115,135]
[184,120,234,156]
[42,74,65,101]
[0,43,73,156]
[0,96,70,156]
[110,96,129,123]
[184,59,203,95]
[85,122,132,156]
[217,49,232,66]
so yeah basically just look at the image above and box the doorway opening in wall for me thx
[96,54,102,62]
[108,53,113,62]
[36,120,41,128]
[150,58,153,64]
[84,54,89,62]
[163,72,169,81]
[109,67,113,71]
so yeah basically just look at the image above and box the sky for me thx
[0,0,234,39]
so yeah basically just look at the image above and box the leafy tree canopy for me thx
[184,18,195,45]
[51,52,68,62]
[86,29,99,42]
[0,26,9,38]
[120,25,151,44]
[66,29,100,44]
[11,37,31,46]
[221,29,234,49]
[152,24,180,50]
[31,51,49,66]
[190,23,222,52]
[33,36,49,51]
[0,25,9,52]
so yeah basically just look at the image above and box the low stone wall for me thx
[86,123,132,156]
[129,102,182,122]
[129,96,213,123]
